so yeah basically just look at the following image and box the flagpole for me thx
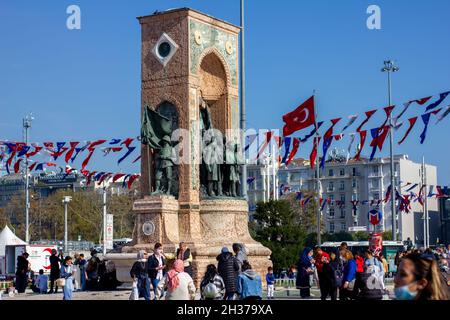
[313,90,321,245]
[421,158,426,248]
[423,157,429,248]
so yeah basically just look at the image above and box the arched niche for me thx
[198,51,229,134]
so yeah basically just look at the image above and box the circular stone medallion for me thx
[194,31,202,45]
[225,41,233,55]
[142,221,155,236]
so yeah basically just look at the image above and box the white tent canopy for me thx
[0,225,27,256]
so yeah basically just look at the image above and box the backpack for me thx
[333,264,344,287]
[202,280,218,299]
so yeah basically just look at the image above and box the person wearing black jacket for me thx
[320,255,339,300]
[147,242,166,300]
[48,249,62,293]
[176,242,193,276]
[15,252,29,293]
[130,250,150,301]
[216,247,240,300]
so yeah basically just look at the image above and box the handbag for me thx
[56,278,66,287]
[347,279,356,291]
[129,279,139,300]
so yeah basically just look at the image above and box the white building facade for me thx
[246,154,439,245]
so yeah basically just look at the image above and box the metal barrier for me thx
[274,278,296,296]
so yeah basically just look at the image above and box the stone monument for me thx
[108,8,271,286]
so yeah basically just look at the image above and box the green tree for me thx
[353,231,370,241]
[382,231,393,241]
[251,200,307,271]
[284,191,322,233]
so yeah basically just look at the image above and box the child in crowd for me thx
[266,267,275,299]
[35,269,48,294]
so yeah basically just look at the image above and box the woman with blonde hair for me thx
[394,252,450,300]
[157,259,196,300]
[339,249,356,300]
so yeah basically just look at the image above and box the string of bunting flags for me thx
[0,137,141,189]
[248,182,450,214]
[246,90,450,168]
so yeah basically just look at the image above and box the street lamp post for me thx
[240,0,247,200]
[381,60,399,241]
[103,187,107,256]
[62,196,72,252]
[23,114,33,243]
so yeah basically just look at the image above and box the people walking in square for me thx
[86,249,101,291]
[339,249,356,300]
[314,246,330,299]
[15,252,29,293]
[217,247,240,300]
[130,250,151,300]
[48,249,62,294]
[200,264,225,300]
[147,243,166,300]
[60,256,75,300]
[265,266,275,299]
[176,242,193,277]
[78,253,87,291]
[296,247,314,298]
[394,252,450,300]
[157,259,196,300]
[237,261,262,301]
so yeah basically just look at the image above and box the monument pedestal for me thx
[109,197,271,286]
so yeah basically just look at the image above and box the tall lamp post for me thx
[381,60,399,241]
[23,114,33,243]
[240,0,247,200]
[62,196,72,253]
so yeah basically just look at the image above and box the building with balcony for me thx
[246,154,439,245]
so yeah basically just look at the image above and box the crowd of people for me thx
[295,242,450,300]
[129,242,265,301]
[13,248,121,300]
[12,240,450,301]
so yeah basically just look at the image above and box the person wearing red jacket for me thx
[314,246,330,299]
[353,251,365,298]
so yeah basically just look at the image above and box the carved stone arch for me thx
[196,47,232,87]
[197,48,230,134]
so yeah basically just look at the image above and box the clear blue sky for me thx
[0,1,449,184]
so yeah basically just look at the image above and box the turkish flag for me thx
[282,96,316,136]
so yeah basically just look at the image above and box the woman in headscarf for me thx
[296,247,314,298]
[129,250,150,300]
[157,259,196,300]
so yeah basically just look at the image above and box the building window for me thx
[352,167,357,176]
[329,208,335,217]
[328,182,334,192]
[341,222,346,231]
[352,179,357,188]
[340,168,345,176]
[329,222,335,233]
[329,169,334,177]
[373,193,380,200]
[353,221,358,226]
[371,180,379,188]
[340,194,345,202]
[351,193,358,201]
[373,166,379,175]
[339,181,345,191]
[340,208,346,218]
